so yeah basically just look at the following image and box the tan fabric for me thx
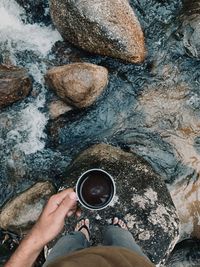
[47,246,155,267]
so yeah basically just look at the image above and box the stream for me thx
[1,0,200,265]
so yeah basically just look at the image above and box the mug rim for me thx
[76,168,116,211]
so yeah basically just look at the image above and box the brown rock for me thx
[0,181,56,232]
[49,99,72,119]
[45,63,108,108]
[50,0,146,63]
[170,177,200,240]
[0,65,32,109]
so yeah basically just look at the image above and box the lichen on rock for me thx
[63,143,179,264]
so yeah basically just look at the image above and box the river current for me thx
[1,0,200,265]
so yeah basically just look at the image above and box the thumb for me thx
[55,192,77,218]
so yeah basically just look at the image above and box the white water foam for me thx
[15,104,47,154]
[0,0,62,56]
[0,0,62,154]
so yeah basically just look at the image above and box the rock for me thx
[49,99,72,119]
[50,0,146,63]
[63,144,179,264]
[170,176,200,240]
[0,181,56,232]
[45,63,108,108]
[178,0,200,58]
[165,239,200,267]
[0,65,32,109]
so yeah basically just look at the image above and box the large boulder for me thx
[0,65,32,109]
[50,0,146,63]
[63,144,179,265]
[45,63,108,108]
[0,181,56,233]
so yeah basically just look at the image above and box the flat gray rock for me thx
[63,144,179,265]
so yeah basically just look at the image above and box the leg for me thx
[102,218,148,259]
[43,219,90,266]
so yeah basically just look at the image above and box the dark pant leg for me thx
[102,225,148,259]
[43,232,90,267]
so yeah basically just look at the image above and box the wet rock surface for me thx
[165,239,200,267]
[0,65,32,109]
[170,176,200,240]
[177,0,200,58]
[0,181,56,233]
[50,0,146,63]
[45,63,108,108]
[63,144,179,264]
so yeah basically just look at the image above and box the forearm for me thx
[5,189,77,267]
[5,230,44,267]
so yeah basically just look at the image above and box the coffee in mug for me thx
[76,169,116,210]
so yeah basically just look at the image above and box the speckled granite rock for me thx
[45,63,108,108]
[50,0,146,63]
[0,181,56,233]
[63,144,179,265]
[0,65,32,109]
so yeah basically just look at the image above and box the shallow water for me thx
[1,0,200,264]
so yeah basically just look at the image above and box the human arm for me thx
[5,188,79,267]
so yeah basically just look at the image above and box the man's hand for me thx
[5,188,80,267]
[30,188,79,248]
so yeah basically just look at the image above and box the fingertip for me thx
[69,192,77,200]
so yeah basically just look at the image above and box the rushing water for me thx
[0,0,65,202]
[1,0,200,265]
